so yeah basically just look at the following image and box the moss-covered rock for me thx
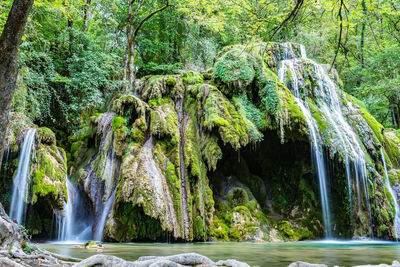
[37,127,56,146]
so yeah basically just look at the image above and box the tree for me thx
[125,0,171,92]
[0,0,34,161]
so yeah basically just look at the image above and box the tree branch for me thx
[330,0,345,71]
[133,0,171,40]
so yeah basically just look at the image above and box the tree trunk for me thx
[125,0,136,93]
[360,0,367,67]
[83,0,92,32]
[68,16,74,56]
[127,38,136,93]
[0,0,34,162]
[124,0,170,94]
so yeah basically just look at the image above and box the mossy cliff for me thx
[3,42,400,242]
[0,118,67,238]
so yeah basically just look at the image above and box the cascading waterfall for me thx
[55,176,93,242]
[93,134,117,241]
[278,44,331,237]
[56,150,93,242]
[277,42,373,237]
[93,187,116,241]
[9,128,36,225]
[381,147,400,239]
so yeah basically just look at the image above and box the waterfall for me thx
[381,148,400,239]
[56,150,93,242]
[9,128,36,225]
[278,43,331,237]
[93,187,116,241]
[277,42,373,237]
[55,176,93,242]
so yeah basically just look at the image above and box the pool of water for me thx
[38,240,400,267]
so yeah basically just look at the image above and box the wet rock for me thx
[352,260,400,267]
[83,240,103,249]
[216,259,251,267]
[75,253,251,267]
[288,261,400,267]
[0,202,23,251]
[288,262,328,267]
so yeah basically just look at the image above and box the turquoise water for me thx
[38,240,400,266]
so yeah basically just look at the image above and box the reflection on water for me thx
[38,241,400,267]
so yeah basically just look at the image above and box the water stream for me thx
[93,187,116,241]
[56,150,93,242]
[381,147,400,239]
[9,128,36,225]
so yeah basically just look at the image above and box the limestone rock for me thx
[288,262,328,267]
[75,253,251,267]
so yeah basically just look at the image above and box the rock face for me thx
[0,202,23,251]
[2,42,400,242]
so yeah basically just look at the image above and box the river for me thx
[39,240,400,266]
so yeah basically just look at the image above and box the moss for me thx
[166,76,177,87]
[31,146,67,209]
[201,135,222,171]
[360,107,384,143]
[277,220,310,241]
[165,161,183,232]
[193,215,206,241]
[140,75,183,101]
[381,208,389,222]
[113,205,166,241]
[383,132,400,169]
[131,117,147,144]
[149,101,179,143]
[233,95,264,142]
[37,127,56,146]
[112,116,124,131]
[113,127,127,157]
[148,97,171,108]
[211,217,230,241]
[111,94,148,120]
[213,45,265,96]
[201,85,251,150]
[182,71,203,85]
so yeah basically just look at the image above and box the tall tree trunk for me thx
[360,0,367,67]
[127,37,136,93]
[124,0,170,94]
[0,0,35,163]
[125,0,136,93]
[83,0,92,32]
[68,16,74,56]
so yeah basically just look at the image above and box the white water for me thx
[9,128,36,225]
[56,176,93,242]
[381,147,400,239]
[278,43,331,237]
[277,42,373,237]
[56,150,92,242]
[94,187,116,241]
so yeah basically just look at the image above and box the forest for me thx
[1,0,400,266]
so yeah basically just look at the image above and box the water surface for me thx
[38,240,400,267]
